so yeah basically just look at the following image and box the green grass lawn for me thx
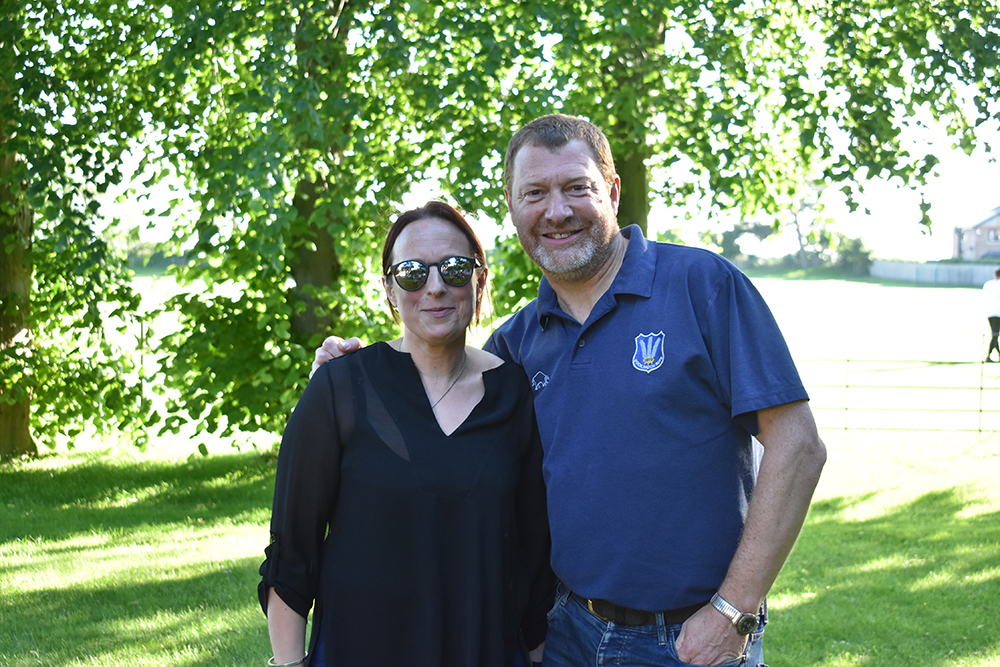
[768,430,1000,666]
[2,274,1000,665]
[0,444,277,666]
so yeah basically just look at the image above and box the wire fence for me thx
[799,348,1000,433]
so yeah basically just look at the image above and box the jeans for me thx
[542,584,767,667]
[310,634,326,667]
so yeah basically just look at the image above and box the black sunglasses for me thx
[387,255,482,291]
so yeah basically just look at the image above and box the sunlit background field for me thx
[756,275,1000,666]
[2,273,998,666]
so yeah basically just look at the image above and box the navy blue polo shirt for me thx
[485,226,807,611]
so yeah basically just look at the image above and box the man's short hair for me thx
[994,266,1000,278]
[503,114,617,191]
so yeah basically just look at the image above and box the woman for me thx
[259,201,553,667]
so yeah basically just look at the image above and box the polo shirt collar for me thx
[533,224,655,325]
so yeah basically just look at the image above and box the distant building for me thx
[954,206,1000,260]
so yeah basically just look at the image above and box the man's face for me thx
[504,139,621,282]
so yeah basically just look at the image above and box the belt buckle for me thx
[586,598,610,623]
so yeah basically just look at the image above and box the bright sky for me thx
[833,145,1000,262]
[718,121,1000,263]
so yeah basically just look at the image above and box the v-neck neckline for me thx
[381,342,499,438]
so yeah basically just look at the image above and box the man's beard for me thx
[519,216,618,283]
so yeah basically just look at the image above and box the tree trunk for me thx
[285,6,352,348]
[0,150,37,461]
[287,177,340,346]
[616,144,649,237]
[791,207,809,270]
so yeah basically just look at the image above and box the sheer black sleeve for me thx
[258,361,350,618]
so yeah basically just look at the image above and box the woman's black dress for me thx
[259,342,554,666]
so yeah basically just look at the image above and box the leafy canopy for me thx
[2,0,168,452]
[3,0,997,452]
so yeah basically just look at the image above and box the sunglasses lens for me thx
[391,257,477,291]
[393,261,428,290]
[440,257,475,287]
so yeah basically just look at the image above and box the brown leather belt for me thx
[572,591,705,626]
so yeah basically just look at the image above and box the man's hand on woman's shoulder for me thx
[310,336,366,378]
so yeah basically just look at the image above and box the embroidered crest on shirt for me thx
[632,332,665,373]
[531,371,550,391]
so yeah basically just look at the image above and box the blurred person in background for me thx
[983,266,1000,362]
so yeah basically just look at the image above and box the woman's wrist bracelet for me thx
[267,653,307,667]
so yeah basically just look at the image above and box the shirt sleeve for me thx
[258,362,348,618]
[483,328,512,363]
[701,267,808,432]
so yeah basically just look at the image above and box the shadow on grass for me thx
[5,453,999,666]
[2,558,270,666]
[770,489,1000,666]
[0,449,276,543]
[0,450,279,666]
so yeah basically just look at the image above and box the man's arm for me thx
[676,399,826,665]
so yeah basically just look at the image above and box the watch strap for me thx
[710,593,757,635]
[710,593,742,621]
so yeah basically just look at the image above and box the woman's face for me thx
[384,217,485,348]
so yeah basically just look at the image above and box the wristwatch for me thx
[710,593,758,635]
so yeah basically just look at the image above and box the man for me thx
[316,114,826,666]
[983,266,1000,362]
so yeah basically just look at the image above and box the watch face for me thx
[736,613,758,635]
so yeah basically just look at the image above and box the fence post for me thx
[844,353,850,432]
[980,333,986,435]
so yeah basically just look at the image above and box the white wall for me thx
[871,260,999,286]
